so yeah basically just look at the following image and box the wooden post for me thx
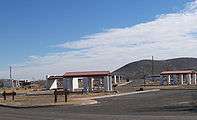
[3,91,6,100]
[54,89,57,103]
[64,89,68,102]
[12,91,16,101]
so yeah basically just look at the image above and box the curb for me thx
[0,104,64,109]
[160,88,197,90]
[0,99,98,108]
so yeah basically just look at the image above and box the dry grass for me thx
[0,92,112,107]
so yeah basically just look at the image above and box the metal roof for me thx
[160,70,196,75]
[63,71,111,77]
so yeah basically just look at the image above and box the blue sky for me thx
[0,0,196,80]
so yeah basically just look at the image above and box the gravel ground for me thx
[0,90,197,120]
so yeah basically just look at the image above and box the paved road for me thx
[0,90,197,120]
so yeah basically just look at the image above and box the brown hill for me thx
[113,57,197,80]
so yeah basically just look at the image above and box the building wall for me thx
[73,78,79,90]
[63,78,72,91]
[63,77,80,92]
[3,80,12,87]
[46,79,55,90]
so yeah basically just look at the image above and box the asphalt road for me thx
[1,90,197,120]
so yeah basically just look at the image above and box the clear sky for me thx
[0,0,196,80]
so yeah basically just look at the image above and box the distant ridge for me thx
[113,57,197,80]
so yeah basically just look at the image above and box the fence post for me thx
[12,91,16,101]
[64,89,69,102]
[54,89,57,103]
[3,91,6,100]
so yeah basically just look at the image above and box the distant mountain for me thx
[113,57,197,80]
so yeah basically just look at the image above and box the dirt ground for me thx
[0,91,114,107]
[1,84,197,107]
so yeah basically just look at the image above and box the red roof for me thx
[161,70,196,75]
[48,76,63,80]
[63,71,111,77]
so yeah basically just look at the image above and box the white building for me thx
[2,79,20,88]
[47,71,113,92]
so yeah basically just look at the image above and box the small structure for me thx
[63,71,113,92]
[46,76,64,90]
[12,80,20,88]
[47,71,115,92]
[2,79,13,87]
[19,80,31,87]
[1,79,20,88]
[160,70,197,85]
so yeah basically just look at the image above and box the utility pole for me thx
[151,56,154,75]
[9,66,14,88]
[142,66,146,86]
[9,66,12,80]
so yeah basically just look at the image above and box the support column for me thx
[72,78,79,91]
[104,76,109,91]
[99,78,102,90]
[103,76,113,91]
[118,76,121,83]
[180,74,184,85]
[188,74,192,85]
[82,77,89,93]
[90,78,94,91]
[168,75,171,85]
[194,74,197,85]
[114,75,117,84]
[109,76,113,91]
